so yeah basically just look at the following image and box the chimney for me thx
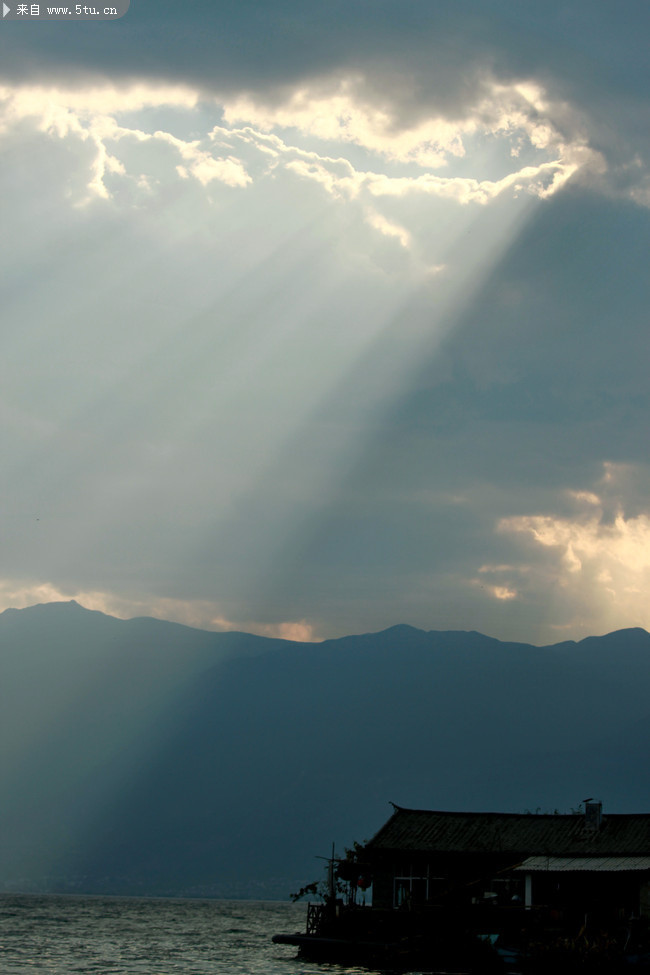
[584,800,602,831]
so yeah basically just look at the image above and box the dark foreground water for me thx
[0,895,400,975]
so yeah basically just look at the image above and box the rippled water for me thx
[0,895,396,975]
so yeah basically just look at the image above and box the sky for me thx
[1,0,650,644]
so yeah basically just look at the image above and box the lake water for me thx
[0,895,399,975]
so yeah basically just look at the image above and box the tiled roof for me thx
[365,806,650,857]
[516,856,650,872]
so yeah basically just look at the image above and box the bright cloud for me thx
[501,510,650,577]
[222,74,604,187]
[0,84,251,199]
[499,478,650,633]
[568,490,601,506]
[222,76,470,168]
[210,614,315,642]
[156,131,251,187]
[474,565,524,603]
[0,83,199,145]
[0,74,605,214]
[482,582,518,601]
[364,208,412,249]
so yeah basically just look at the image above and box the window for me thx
[393,862,435,907]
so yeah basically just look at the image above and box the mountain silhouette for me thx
[1,601,649,897]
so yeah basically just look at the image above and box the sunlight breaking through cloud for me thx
[0,74,603,210]
[0,76,559,642]
[0,65,642,646]
[499,468,650,634]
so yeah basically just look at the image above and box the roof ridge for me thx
[391,806,650,819]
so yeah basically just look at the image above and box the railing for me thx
[306,902,327,935]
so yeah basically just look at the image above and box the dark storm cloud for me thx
[2,1,648,111]
[430,191,647,485]
[318,186,650,504]
[435,190,650,468]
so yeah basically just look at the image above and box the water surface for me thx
[0,895,398,975]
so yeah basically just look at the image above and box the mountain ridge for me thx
[1,600,649,898]
[3,599,649,651]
